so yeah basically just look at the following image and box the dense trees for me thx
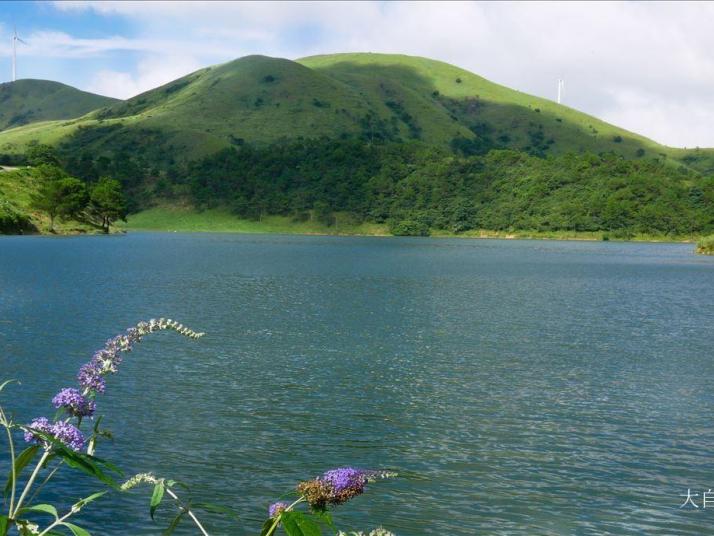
[30,166,89,231]
[178,140,713,237]
[18,135,714,238]
[28,163,126,233]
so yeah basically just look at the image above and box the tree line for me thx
[11,136,714,238]
[177,139,714,237]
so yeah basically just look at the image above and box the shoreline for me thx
[120,226,698,246]
[1,224,702,247]
[2,207,706,247]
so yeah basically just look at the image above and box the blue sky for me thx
[1,1,713,147]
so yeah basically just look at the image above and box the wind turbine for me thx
[557,78,564,105]
[12,26,28,82]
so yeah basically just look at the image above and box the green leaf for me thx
[260,518,279,536]
[161,511,187,536]
[312,510,335,530]
[73,491,107,511]
[51,442,121,489]
[0,514,9,536]
[62,523,91,536]
[17,503,59,519]
[281,512,322,536]
[150,481,165,520]
[192,502,240,520]
[4,445,40,497]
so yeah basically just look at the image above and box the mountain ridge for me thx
[0,79,118,132]
[0,53,712,174]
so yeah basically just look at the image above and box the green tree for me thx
[31,176,89,232]
[26,142,61,167]
[90,177,127,233]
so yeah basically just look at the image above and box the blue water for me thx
[1,233,713,535]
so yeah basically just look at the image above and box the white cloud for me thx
[87,55,203,99]
[7,1,714,146]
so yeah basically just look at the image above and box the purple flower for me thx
[52,388,95,417]
[268,502,289,518]
[23,417,53,444]
[297,467,372,510]
[50,421,85,451]
[320,467,368,494]
[23,419,84,451]
[77,362,106,394]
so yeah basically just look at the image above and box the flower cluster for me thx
[52,387,95,417]
[77,318,204,394]
[295,467,399,510]
[120,473,161,491]
[77,362,106,394]
[24,417,85,451]
[296,467,371,510]
[338,529,395,536]
[268,502,289,518]
[26,318,204,454]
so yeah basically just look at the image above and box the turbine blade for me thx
[17,37,28,45]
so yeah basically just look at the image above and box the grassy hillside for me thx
[0,79,117,132]
[0,53,710,172]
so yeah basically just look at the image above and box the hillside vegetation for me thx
[0,54,712,172]
[0,79,117,132]
[0,53,712,240]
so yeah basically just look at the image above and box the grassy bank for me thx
[120,206,390,235]
[121,206,698,243]
[697,235,714,255]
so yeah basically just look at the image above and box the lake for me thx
[1,233,713,535]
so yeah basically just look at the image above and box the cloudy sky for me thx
[0,1,712,148]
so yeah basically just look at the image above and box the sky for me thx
[0,1,712,148]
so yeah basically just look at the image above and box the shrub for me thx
[0,199,34,234]
[389,219,431,236]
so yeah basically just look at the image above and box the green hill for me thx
[0,79,118,132]
[0,53,713,241]
[0,53,711,172]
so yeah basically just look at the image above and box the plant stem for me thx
[165,487,210,536]
[12,450,50,518]
[36,506,76,536]
[3,420,17,517]
[265,497,306,536]
[37,501,86,536]
[27,460,64,506]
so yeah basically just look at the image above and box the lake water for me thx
[1,233,713,535]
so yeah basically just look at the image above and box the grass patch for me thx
[120,206,390,236]
[696,235,714,255]
[122,205,697,244]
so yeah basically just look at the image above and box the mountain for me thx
[0,54,711,173]
[0,54,713,239]
[0,79,118,132]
